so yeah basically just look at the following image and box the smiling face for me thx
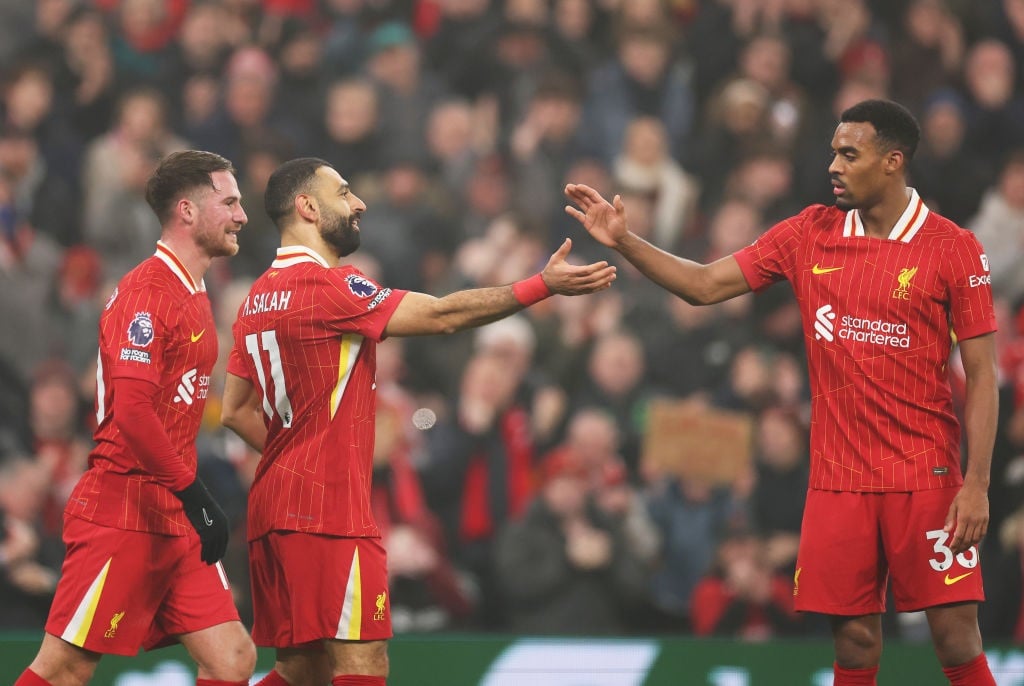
[192,169,247,257]
[313,166,365,257]
[828,121,903,211]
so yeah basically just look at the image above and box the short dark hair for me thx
[145,150,235,224]
[840,99,920,161]
[264,157,333,227]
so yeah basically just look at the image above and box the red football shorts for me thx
[249,532,392,648]
[45,515,240,655]
[793,487,984,615]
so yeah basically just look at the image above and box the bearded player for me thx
[220,157,616,686]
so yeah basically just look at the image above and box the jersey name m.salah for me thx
[228,246,407,540]
[733,189,996,491]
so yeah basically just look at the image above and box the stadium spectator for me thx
[690,530,803,639]
[968,150,1024,304]
[493,450,650,634]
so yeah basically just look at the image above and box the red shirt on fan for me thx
[733,189,996,492]
[66,242,216,534]
[227,246,407,540]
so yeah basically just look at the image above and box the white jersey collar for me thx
[154,241,204,294]
[271,246,331,269]
[842,188,929,242]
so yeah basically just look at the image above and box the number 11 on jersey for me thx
[245,330,294,428]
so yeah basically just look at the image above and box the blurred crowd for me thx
[2,0,1024,643]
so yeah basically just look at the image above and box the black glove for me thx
[173,478,229,565]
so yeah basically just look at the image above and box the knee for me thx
[931,622,982,666]
[833,621,882,668]
[206,635,258,682]
[230,638,259,681]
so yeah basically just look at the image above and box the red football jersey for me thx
[227,247,407,540]
[67,242,217,534]
[734,190,996,491]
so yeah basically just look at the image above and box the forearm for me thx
[962,365,998,488]
[221,373,267,452]
[430,285,525,334]
[615,233,745,305]
[222,406,267,452]
[113,378,192,491]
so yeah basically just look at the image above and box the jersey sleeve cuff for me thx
[732,248,770,293]
[954,317,997,342]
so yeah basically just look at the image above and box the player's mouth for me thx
[832,180,846,196]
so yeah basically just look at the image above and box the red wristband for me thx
[512,273,552,306]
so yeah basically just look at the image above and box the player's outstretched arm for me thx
[384,238,616,337]
[222,373,267,452]
[945,332,997,555]
[564,183,751,305]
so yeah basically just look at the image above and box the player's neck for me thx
[857,185,912,239]
[280,232,341,267]
[159,234,211,285]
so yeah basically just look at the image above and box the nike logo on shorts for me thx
[944,571,973,585]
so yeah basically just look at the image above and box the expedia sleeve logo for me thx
[346,274,378,298]
[127,312,155,347]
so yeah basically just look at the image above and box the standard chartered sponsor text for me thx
[838,315,910,348]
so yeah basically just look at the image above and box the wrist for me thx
[173,478,205,505]
[512,272,552,306]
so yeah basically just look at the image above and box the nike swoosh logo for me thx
[191,330,205,342]
[812,264,843,275]
[944,571,973,585]
[202,508,214,527]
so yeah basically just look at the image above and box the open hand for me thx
[540,238,616,295]
[564,183,629,248]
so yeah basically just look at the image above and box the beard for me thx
[321,205,360,256]
[195,221,240,258]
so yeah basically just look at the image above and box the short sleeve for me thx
[322,268,408,341]
[104,287,173,384]
[732,208,813,291]
[226,342,251,380]
[947,230,997,341]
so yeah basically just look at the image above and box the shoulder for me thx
[763,204,839,238]
[110,259,188,318]
[927,212,985,251]
[797,204,842,228]
[332,266,388,296]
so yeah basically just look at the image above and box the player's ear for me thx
[295,193,318,222]
[177,197,195,224]
[885,149,904,176]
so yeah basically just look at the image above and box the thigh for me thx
[794,490,887,615]
[881,487,984,612]
[45,516,181,656]
[250,532,393,648]
[145,534,241,650]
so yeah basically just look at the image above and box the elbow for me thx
[220,407,240,432]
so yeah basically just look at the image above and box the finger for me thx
[565,205,585,222]
[570,260,611,275]
[943,502,957,532]
[613,194,625,214]
[949,521,966,554]
[553,237,572,259]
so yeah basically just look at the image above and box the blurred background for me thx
[1,0,1024,658]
